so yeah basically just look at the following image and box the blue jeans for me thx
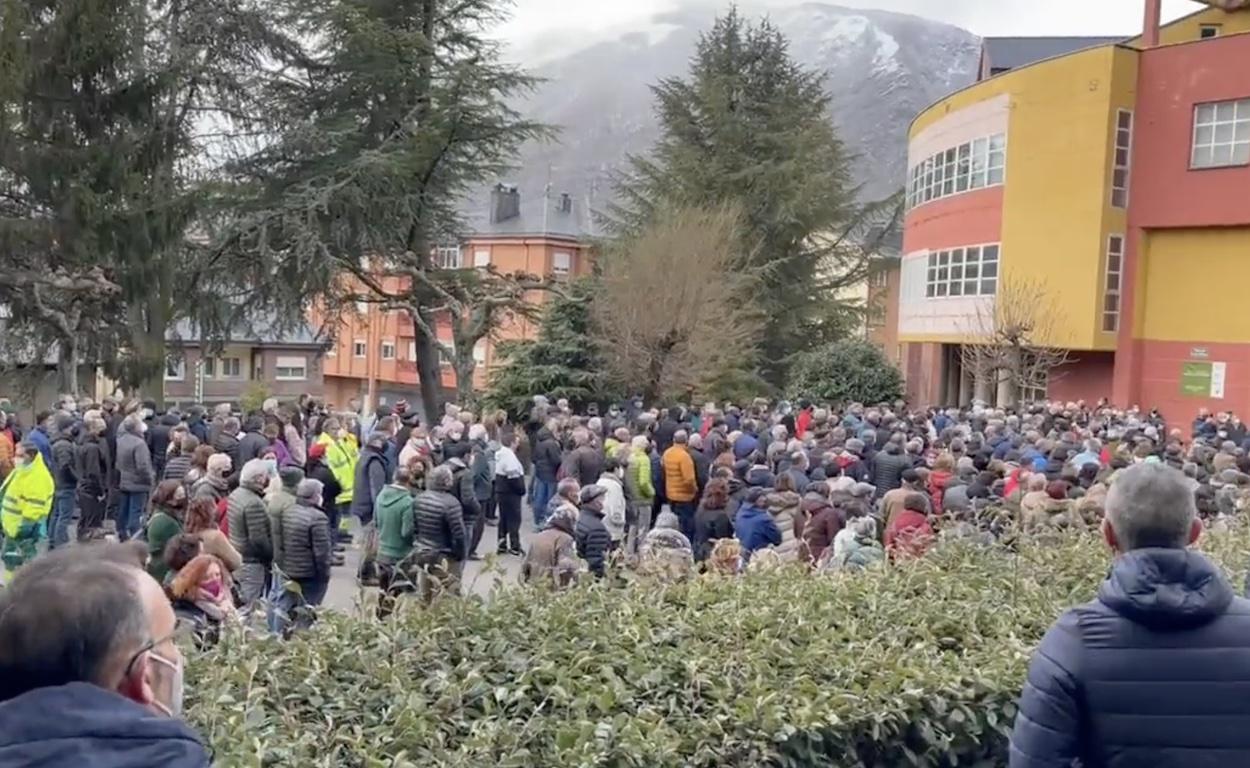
[117,491,149,542]
[531,477,556,529]
[49,489,77,549]
[671,501,697,543]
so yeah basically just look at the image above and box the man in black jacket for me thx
[413,465,467,600]
[75,412,110,540]
[870,437,912,500]
[445,457,481,561]
[530,425,562,529]
[48,414,78,549]
[212,417,242,487]
[654,408,682,454]
[574,485,611,578]
[237,416,269,467]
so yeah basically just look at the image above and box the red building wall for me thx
[902,187,1005,255]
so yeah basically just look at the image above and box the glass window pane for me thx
[936,283,948,297]
[981,278,997,295]
[1215,123,1235,143]
[982,261,999,278]
[937,267,949,281]
[1216,102,1236,121]
[1235,122,1250,142]
[950,281,963,297]
[943,177,954,195]
[989,134,1005,151]
[1193,145,1213,167]
[1104,295,1120,312]
[1118,111,1133,130]
[1237,99,1250,120]
[964,261,979,280]
[1213,143,1235,166]
[988,167,1004,185]
[982,245,999,262]
[1112,189,1127,208]
[938,252,949,266]
[1196,125,1215,146]
[1234,142,1250,165]
[1104,314,1118,332]
[928,254,936,267]
[964,280,978,295]
[1108,275,1120,292]
[1197,104,1216,124]
[951,263,964,281]
[926,284,935,298]
[1116,148,1129,166]
[1117,129,1131,147]
[1113,168,1128,188]
[1109,253,1122,271]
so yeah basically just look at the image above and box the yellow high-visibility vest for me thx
[0,453,54,538]
[317,433,358,505]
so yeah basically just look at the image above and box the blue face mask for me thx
[264,458,277,475]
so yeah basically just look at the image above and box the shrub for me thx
[787,340,904,406]
[187,529,1250,766]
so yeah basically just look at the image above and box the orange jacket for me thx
[662,446,698,503]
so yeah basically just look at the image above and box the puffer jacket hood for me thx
[1098,548,1233,631]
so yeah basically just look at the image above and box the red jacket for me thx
[796,409,813,439]
[885,509,934,560]
[928,470,953,511]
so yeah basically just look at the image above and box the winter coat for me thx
[307,459,342,512]
[532,429,563,483]
[50,435,78,491]
[349,444,388,525]
[597,473,628,543]
[693,502,734,563]
[654,418,680,454]
[522,515,579,588]
[281,502,332,582]
[689,447,711,492]
[163,454,192,484]
[0,683,209,767]
[227,484,273,566]
[191,475,228,505]
[284,423,307,467]
[238,428,269,467]
[266,488,297,573]
[735,502,781,564]
[661,446,698,504]
[624,447,655,502]
[574,507,612,577]
[1009,548,1250,768]
[765,490,805,563]
[882,486,915,530]
[470,441,494,502]
[927,470,953,511]
[733,432,759,461]
[827,534,885,572]
[75,433,109,496]
[885,509,934,560]
[413,489,466,562]
[148,414,178,477]
[801,497,844,565]
[212,432,241,482]
[562,445,603,488]
[116,431,155,493]
[375,485,416,564]
[870,448,912,498]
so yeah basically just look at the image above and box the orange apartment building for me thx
[320,184,595,408]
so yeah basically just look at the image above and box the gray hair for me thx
[630,435,650,451]
[240,458,271,489]
[427,465,454,492]
[850,516,877,539]
[673,430,689,445]
[557,477,581,499]
[1105,463,1196,551]
[468,423,487,442]
[687,432,703,450]
[1085,438,1103,454]
[121,413,145,435]
[223,416,240,434]
[296,478,324,504]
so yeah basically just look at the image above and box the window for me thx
[275,355,307,381]
[407,341,416,361]
[219,357,241,378]
[355,300,369,316]
[473,249,491,268]
[439,337,455,366]
[907,133,1006,209]
[325,346,336,358]
[925,244,999,298]
[1200,24,1221,39]
[1111,110,1133,208]
[353,339,366,358]
[202,357,215,378]
[1192,99,1250,169]
[552,251,572,276]
[165,358,185,381]
[1103,235,1124,333]
[473,339,487,364]
[380,341,396,360]
[435,245,463,269]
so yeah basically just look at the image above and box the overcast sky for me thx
[500,0,1205,45]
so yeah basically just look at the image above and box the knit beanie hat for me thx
[280,466,305,490]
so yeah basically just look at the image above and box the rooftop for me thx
[466,184,596,241]
[168,315,326,348]
[981,36,1125,75]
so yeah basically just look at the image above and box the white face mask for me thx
[148,649,185,718]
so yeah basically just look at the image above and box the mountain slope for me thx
[503,2,980,213]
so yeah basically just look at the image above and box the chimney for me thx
[1143,0,1161,48]
[557,192,572,214]
[489,183,520,224]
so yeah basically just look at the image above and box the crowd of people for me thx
[6,391,1250,764]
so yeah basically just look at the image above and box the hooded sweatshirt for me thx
[375,484,416,563]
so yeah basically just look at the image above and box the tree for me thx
[787,340,903,407]
[593,205,762,404]
[227,0,549,424]
[483,280,610,420]
[608,7,892,385]
[0,0,304,400]
[958,277,1073,407]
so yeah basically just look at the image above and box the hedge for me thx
[187,528,1250,767]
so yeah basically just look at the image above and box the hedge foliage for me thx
[187,529,1250,767]
[787,339,904,407]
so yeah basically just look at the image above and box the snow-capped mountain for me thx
[502,2,980,209]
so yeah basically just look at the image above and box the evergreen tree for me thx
[609,6,896,386]
[484,281,611,420]
[230,0,549,422]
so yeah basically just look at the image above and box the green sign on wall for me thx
[1181,360,1227,398]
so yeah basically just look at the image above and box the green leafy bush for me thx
[787,340,904,407]
[187,530,1250,766]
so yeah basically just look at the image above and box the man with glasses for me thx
[0,545,210,765]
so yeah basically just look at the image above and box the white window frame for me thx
[907,133,1006,210]
[473,249,490,268]
[1112,110,1133,208]
[1103,235,1124,333]
[202,356,215,378]
[924,243,999,298]
[352,339,367,358]
[219,357,242,379]
[325,346,337,358]
[274,356,308,381]
[552,251,572,276]
[435,245,463,269]
[473,339,487,364]
[1192,99,1250,169]
[165,358,185,381]
[407,341,416,361]
[380,340,396,360]
[439,338,456,366]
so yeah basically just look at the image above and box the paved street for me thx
[324,515,536,612]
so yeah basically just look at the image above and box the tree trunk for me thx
[58,335,80,397]
[454,352,477,409]
[138,288,169,407]
[410,309,444,426]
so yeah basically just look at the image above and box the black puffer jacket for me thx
[532,429,562,483]
[226,484,273,565]
[413,487,466,561]
[212,432,241,481]
[280,502,332,582]
[237,422,269,467]
[870,446,912,499]
[562,445,603,488]
[75,433,109,496]
[574,508,611,577]
[51,435,78,491]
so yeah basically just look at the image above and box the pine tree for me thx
[484,281,612,420]
[609,7,897,387]
[230,0,549,423]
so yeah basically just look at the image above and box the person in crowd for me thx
[115,413,154,542]
[237,416,269,467]
[561,427,603,489]
[277,478,333,626]
[162,534,204,588]
[662,430,699,540]
[163,436,197,484]
[871,436,912,500]
[183,498,241,573]
[182,444,213,487]
[521,503,580,589]
[800,481,843,566]
[574,484,611,578]
[596,457,629,550]
[1010,462,1250,766]
[639,509,695,580]
[882,468,925,531]
[349,432,389,583]
[412,465,467,600]
[0,545,210,765]
[374,466,418,619]
[75,410,111,541]
[212,416,242,483]
[170,553,237,640]
[735,487,781,568]
[927,453,955,511]
[305,442,346,564]
[693,477,735,563]
[266,467,303,580]
[226,459,274,605]
[885,492,936,560]
[494,432,526,556]
[47,413,78,550]
[145,480,188,583]
[823,516,884,573]
[766,472,805,563]
[316,417,357,532]
[191,452,231,509]
[445,456,481,558]
[467,425,494,559]
[0,441,54,580]
[624,435,656,554]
